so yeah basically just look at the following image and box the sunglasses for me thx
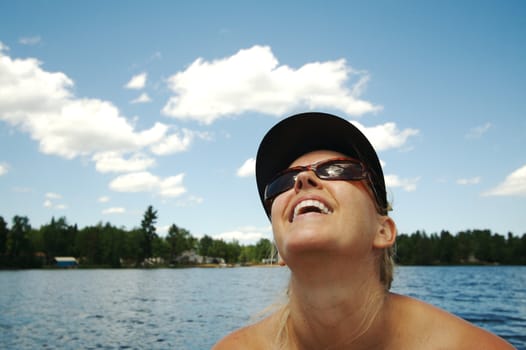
[264,157,372,207]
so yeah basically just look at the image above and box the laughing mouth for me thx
[291,199,333,222]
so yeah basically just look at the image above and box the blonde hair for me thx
[366,181,395,291]
[379,245,395,290]
[274,304,291,349]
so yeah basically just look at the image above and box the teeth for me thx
[293,199,332,221]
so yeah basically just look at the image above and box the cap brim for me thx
[255,112,386,217]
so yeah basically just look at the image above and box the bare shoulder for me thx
[211,325,257,350]
[212,313,279,350]
[389,293,515,349]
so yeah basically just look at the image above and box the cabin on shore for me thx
[53,257,78,268]
[173,250,225,265]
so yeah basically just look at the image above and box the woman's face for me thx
[270,150,383,263]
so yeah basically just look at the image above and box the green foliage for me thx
[395,229,526,265]
[8,216,31,257]
[238,245,255,264]
[77,224,104,265]
[198,235,214,257]
[0,216,8,255]
[140,205,158,260]
[41,217,77,259]
[255,238,274,262]
[1,215,40,268]
[1,211,525,269]
[166,224,196,261]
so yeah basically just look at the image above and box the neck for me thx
[283,255,390,350]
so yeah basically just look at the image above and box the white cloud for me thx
[352,121,419,151]
[30,99,165,158]
[162,45,381,124]
[213,225,272,245]
[0,47,168,159]
[102,207,126,215]
[19,36,42,46]
[98,196,110,203]
[483,164,526,197]
[43,195,67,210]
[237,158,255,177]
[137,122,171,147]
[131,92,151,104]
[456,177,481,185]
[0,162,8,176]
[93,152,155,173]
[385,174,420,192]
[175,195,204,207]
[45,192,62,199]
[0,44,208,203]
[150,128,208,155]
[0,48,73,117]
[109,171,159,192]
[109,171,186,198]
[466,122,492,139]
[159,174,186,197]
[125,72,147,90]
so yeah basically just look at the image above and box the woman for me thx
[214,112,514,349]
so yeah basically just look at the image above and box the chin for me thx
[281,229,337,255]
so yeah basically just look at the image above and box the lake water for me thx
[0,266,524,349]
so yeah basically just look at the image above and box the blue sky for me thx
[1,0,525,244]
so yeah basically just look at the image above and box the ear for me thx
[373,216,397,249]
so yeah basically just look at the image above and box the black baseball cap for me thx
[255,112,388,218]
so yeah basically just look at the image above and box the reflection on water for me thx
[392,266,526,349]
[0,266,524,349]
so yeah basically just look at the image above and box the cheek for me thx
[270,193,289,220]
[340,182,378,214]
[270,197,285,221]
[269,195,290,251]
[335,183,380,232]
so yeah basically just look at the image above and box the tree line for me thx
[395,229,526,265]
[0,206,275,268]
[1,206,525,268]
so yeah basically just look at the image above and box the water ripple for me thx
[0,266,524,349]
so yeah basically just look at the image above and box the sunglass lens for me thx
[265,171,297,200]
[319,161,364,179]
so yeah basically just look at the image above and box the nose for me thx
[294,170,322,193]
